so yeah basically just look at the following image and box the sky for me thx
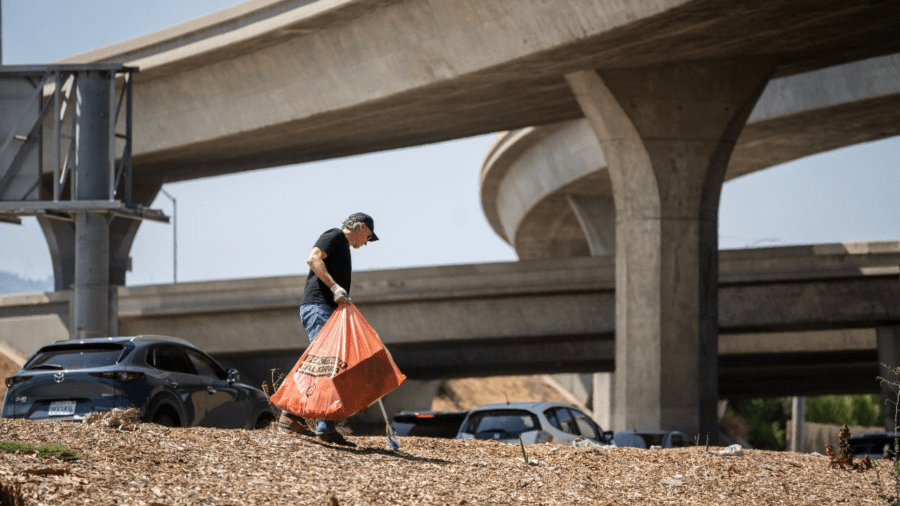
[0,0,897,288]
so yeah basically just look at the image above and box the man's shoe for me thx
[277,412,316,437]
[317,431,357,447]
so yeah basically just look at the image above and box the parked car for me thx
[848,432,900,460]
[2,335,275,429]
[392,410,470,438]
[613,430,694,449]
[456,401,613,446]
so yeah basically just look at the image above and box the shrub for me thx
[807,394,883,427]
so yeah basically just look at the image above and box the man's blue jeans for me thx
[299,303,337,435]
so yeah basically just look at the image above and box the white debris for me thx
[661,474,684,486]
[573,437,614,448]
[718,444,745,456]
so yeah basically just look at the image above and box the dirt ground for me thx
[0,357,888,504]
[0,412,888,506]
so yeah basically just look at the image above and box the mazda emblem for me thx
[53,372,64,383]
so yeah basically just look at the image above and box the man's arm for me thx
[307,247,336,288]
[307,247,350,303]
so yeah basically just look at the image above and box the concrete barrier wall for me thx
[798,421,885,454]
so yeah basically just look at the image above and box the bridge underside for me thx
[53,0,900,182]
[212,346,880,399]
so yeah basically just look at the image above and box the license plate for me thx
[48,400,76,416]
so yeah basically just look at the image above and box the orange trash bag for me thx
[270,302,406,421]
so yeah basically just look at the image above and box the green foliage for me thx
[731,397,788,450]
[806,394,883,427]
[519,435,529,464]
[0,441,78,459]
[730,394,885,452]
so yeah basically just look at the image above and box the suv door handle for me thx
[167,380,178,388]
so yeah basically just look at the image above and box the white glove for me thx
[331,284,350,303]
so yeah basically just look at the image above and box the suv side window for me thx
[572,409,601,440]
[147,345,195,374]
[184,348,227,380]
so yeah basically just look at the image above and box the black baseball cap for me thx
[347,212,379,241]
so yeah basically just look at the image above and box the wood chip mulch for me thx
[0,411,890,506]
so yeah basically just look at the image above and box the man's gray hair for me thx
[342,217,365,231]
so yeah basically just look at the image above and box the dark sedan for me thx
[2,335,275,429]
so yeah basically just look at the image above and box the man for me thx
[277,212,379,446]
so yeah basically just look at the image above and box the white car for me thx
[455,401,613,446]
[612,430,693,449]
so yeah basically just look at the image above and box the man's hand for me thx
[331,284,350,303]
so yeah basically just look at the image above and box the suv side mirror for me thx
[227,368,240,384]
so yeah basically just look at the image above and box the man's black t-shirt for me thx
[301,228,352,309]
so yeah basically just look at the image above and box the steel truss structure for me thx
[0,63,168,339]
[0,64,166,224]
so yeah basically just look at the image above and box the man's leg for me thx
[299,304,340,436]
[277,410,316,436]
[276,307,321,436]
[278,304,334,436]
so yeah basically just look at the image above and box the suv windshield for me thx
[27,343,126,370]
[463,409,540,439]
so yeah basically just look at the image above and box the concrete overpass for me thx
[2,241,897,397]
[48,0,898,181]
[480,54,900,258]
[3,0,897,436]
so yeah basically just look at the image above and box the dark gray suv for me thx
[2,335,275,429]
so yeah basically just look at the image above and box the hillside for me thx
[0,272,52,295]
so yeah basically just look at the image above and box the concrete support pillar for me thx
[877,325,900,431]
[39,183,159,293]
[592,372,614,430]
[567,195,616,256]
[38,218,76,292]
[565,59,774,438]
[72,71,112,339]
[789,396,806,452]
[73,212,112,338]
[566,194,617,427]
